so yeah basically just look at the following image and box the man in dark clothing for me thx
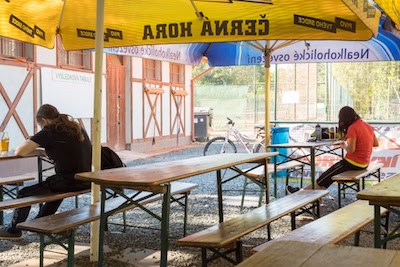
[0,104,92,239]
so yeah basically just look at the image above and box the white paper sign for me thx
[41,68,94,118]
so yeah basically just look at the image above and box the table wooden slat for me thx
[238,241,323,267]
[75,153,278,188]
[238,241,399,267]
[389,253,400,267]
[268,140,343,149]
[357,174,400,205]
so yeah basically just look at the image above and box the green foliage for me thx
[332,62,400,120]
[193,61,400,123]
[193,62,266,88]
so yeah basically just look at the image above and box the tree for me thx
[193,62,265,87]
[332,62,400,120]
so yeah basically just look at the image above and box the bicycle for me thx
[203,117,266,156]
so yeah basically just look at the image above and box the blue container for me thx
[270,127,289,177]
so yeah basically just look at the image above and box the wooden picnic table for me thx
[75,152,278,267]
[357,173,400,248]
[0,150,49,224]
[268,139,343,193]
[237,240,400,267]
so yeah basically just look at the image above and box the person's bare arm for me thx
[340,138,356,154]
[15,140,40,157]
[373,134,379,147]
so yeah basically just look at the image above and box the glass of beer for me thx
[0,132,9,154]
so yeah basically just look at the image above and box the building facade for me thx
[0,37,193,153]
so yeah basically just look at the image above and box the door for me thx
[106,54,126,150]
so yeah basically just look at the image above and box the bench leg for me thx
[67,230,75,267]
[374,205,382,248]
[240,178,248,211]
[38,231,76,267]
[383,211,390,249]
[378,169,381,182]
[337,183,342,208]
[316,200,320,218]
[236,240,243,263]
[183,192,188,237]
[122,211,127,233]
[354,230,360,246]
[267,224,271,241]
[201,244,243,266]
[160,184,171,267]
[300,166,304,188]
[40,234,45,267]
[75,195,79,208]
[0,185,3,225]
[201,248,208,267]
[285,171,290,195]
[290,212,296,230]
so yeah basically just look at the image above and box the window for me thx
[57,36,91,70]
[170,63,185,84]
[144,59,162,81]
[0,37,34,61]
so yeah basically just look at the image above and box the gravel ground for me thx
[1,145,400,266]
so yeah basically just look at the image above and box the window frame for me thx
[170,63,185,85]
[56,36,92,70]
[143,59,162,81]
[0,37,34,61]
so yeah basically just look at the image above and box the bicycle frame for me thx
[224,122,263,153]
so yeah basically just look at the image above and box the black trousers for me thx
[316,159,366,188]
[8,175,90,234]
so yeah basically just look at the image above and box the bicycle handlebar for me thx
[226,117,235,126]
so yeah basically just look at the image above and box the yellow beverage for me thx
[1,138,9,152]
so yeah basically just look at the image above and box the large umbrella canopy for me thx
[1,0,382,50]
[183,17,400,66]
[0,0,385,265]
[374,0,400,27]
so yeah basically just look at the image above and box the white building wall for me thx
[0,49,108,149]
[132,57,143,140]
[185,65,193,137]
[162,62,170,136]
[1,45,193,154]
[0,65,34,150]
[36,45,56,66]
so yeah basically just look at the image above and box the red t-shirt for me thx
[345,119,374,166]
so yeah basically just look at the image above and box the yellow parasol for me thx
[0,0,382,265]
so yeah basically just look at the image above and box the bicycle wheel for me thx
[254,139,266,153]
[203,137,237,156]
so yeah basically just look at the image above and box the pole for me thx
[253,65,257,129]
[90,0,104,262]
[264,43,271,147]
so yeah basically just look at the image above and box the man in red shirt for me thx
[287,106,379,193]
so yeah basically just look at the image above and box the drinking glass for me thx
[0,132,9,154]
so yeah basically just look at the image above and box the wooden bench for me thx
[0,176,35,199]
[0,188,91,212]
[177,189,328,266]
[17,181,198,267]
[241,161,305,210]
[253,200,389,254]
[332,163,383,207]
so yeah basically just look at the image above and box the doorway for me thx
[106,54,126,150]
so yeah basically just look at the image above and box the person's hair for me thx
[338,106,361,135]
[36,104,84,141]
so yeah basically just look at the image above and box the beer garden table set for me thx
[75,152,278,267]
[358,173,400,249]
[0,131,52,225]
[268,139,344,196]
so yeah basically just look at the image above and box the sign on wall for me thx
[41,68,94,118]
